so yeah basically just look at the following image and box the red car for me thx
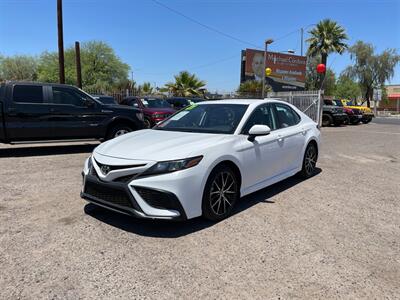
[121,97,175,128]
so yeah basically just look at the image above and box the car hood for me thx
[94,129,228,161]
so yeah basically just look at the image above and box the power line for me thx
[149,0,262,49]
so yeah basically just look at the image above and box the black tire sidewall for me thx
[300,143,317,178]
[106,125,133,140]
[202,165,239,221]
[322,114,333,127]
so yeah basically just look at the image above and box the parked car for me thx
[121,97,175,128]
[329,99,363,125]
[166,97,191,110]
[81,99,320,221]
[0,82,144,143]
[92,95,117,105]
[340,99,374,123]
[322,101,347,126]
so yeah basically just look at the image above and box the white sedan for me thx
[81,99,320,221]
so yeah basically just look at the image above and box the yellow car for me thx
[340,99,374,124]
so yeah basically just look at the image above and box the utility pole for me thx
[262,38,274,99]
[75,41,82,88]
[300,27,304,56]
[57,0,65,84]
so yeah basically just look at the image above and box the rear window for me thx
[13,85,44,103]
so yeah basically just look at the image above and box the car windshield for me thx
[154,104,248,134]
[141,98,171,108]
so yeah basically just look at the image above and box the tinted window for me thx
[96,96,116,105]
[13,85,44,103]
[274,104,301,128]
[242,104,277,134]
[155,104,248,134]
[53,87,88,106]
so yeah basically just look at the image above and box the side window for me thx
[52,87,87,107]
[13,85,44,104]
[274,104,301,128]
[132,100,139,108]
[241,104,277,134]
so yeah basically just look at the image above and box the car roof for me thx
[199,98,284,105]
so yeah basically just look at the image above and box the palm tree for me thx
[141,82,154,95]
[162,71,206,97]
[307,19,348,88]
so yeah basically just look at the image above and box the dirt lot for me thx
[1,123,399,299]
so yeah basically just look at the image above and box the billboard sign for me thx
[242,48,307,92]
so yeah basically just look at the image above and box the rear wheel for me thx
[343,116,350,125]
[322,114,333,127]
[106,124,133,140]
[202,165,239,221]
[299,142,318,178]
[362,118,372,124]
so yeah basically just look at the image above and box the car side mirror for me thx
[248,125,271,142]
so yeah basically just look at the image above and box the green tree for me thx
[237,80,263,97]
[334,74,361,100]
[161,71,206,96]
[141,82,154,95]
[345,41,400,107]
[0,55,38,81]
[37,41,129,90]
[305,55,336,95]
[307,19,348,88]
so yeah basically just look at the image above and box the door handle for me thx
[277,135,283,142]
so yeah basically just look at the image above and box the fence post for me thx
[317,90,324,127]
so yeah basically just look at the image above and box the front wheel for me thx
[362,118,372,124]
[322,114,333,127]
[106,124,133,140]
[202,165,239,221]
[299,143,318,178]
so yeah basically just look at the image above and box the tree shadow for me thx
[0,143,97,158]
[84,168,322,238]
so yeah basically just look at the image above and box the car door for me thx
[5,84,53,140]
[273,103,306,172]
[49,86,107,139]
[237,103,282,189]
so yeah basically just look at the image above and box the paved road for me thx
[0,123,399,299]
[372,117,400,125]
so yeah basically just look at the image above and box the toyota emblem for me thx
[100,165,111,175]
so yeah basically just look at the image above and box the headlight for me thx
[143,156,203,176]
[136,112,144,121]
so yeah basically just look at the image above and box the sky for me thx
[1,0,399,92]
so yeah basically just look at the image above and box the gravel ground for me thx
[0,123,399,299]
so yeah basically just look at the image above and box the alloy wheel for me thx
[114,129,129,137]
[209,171,237,216]
[304,145,317,175]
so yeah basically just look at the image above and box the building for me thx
[380,85,400,112]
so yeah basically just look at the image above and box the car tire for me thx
[202,165,239,221]
[362,118,371,124]
[343,116,350,125]
[351,119,360,125]
[322,114,333,127]
[106,124,133,140]
[299,142,318,179]
[144,118,152,129]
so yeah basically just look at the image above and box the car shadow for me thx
[84,168,322,238]
[0,143,98,158]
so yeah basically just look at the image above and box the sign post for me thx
[373,88,382,116]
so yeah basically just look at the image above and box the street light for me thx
[262,38,274,99]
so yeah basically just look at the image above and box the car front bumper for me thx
[81,157,205,220]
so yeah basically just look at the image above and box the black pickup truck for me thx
[0,82,144,143]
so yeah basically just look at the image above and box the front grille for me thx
[113,174,137,183]
[94,159,146,172]
[84,181,133,208]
